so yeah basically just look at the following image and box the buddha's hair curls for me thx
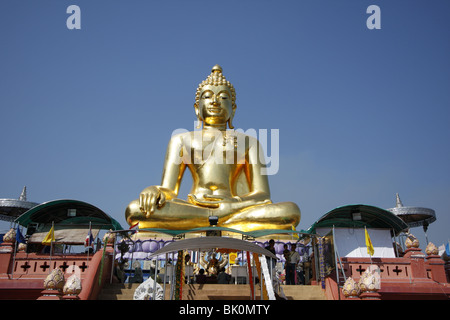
[194,65,236,108]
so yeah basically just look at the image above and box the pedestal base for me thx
[426,255,447,283]
[404,247,424,259]
[345,295,360,300]
[37,289,63,300]
[359,291,381,300]
[62,294,80,300]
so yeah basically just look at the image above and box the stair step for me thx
[280,285,327,300]
[98,283,327,300]
[98,283,256,300]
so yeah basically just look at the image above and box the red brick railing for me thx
[322,248,450,300]
[0,242,114,300]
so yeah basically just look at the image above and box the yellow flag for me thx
[292,225,299,239]
[365,227,374,256]
[229,252,237,265]
[42,225,55,246]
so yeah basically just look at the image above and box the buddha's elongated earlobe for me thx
[228,118,234,129]
[228,104,237,129]
[194,103,203,128]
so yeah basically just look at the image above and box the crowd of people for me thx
[113,239,309,285]
[266,239,307,285]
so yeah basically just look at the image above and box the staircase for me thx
[98,283,141,300]
[183,284,254,300]
[280,285,327,300]
[97,283,327,300]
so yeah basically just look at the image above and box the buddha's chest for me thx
[182,135,247,165]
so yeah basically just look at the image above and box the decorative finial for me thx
[395,193,403,208]
[19,186,27,201]
[405,233,420,248]
[342,277,360,298]
[425,242,439,256]
[358,268,380,292]
[212,64,222,74]
[43,268,65,291]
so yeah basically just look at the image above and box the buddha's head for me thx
[194,65,237,129]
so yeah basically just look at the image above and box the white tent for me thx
[147,236,277,259]
[147,236,277,300]
[317,227,396,258]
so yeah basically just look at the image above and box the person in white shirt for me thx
[286,243,300,285]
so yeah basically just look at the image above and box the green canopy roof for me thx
[15,199,123,230]
[139,226,310,238]
[305,204,409,235]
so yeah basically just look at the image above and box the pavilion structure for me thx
[387,193,436,243]
[0,199,449,300]
[0,63,449,300]
[0,187,39,226]
[0,199,122,300]
[303,204,449,300]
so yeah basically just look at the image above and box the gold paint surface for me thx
[125,65,301,232]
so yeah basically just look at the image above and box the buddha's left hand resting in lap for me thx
[125,65,300,232]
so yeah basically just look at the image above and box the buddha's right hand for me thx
[139,186,166,217]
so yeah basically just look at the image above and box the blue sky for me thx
[1,1,449,248]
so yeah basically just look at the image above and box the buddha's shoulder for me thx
[170,131,189,136]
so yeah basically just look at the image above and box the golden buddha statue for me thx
[125,65,301,232]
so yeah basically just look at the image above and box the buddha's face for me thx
[197,85,235,127]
